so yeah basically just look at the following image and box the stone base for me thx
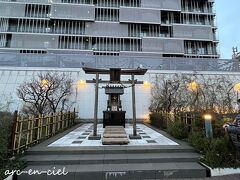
[102,138,129,145]
[88,134,101,140]
[129,134,142,139]
[103,133,127,138]
[102,126,129,145]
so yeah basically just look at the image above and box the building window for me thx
[95,8,119,22]
[25,4,50,19]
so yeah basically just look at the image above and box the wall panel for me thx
[173,24,213,40]
[141,0,181,11]
[51,3,95,21]
[10,34,59,49]
[120,7,161,24]
[85,22,128,37]
[0,3,26,18]
[142,38,184,53]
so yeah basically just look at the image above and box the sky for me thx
[215,0,240,59]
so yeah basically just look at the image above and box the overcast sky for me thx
[215,0,240,59]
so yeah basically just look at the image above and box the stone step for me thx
[103,131,126,134]
[22,152,200,166]
[18,162,207,180]
[104,129,125,132]
[102,126,129,145]
[105,126,123,129]
[104,128,125,130]
[102,138,129,145]
[103,133,127,138]
[26,145,195,155]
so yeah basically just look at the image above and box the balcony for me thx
[119,7,161,24]
[51,3,95,21]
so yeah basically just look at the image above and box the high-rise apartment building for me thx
[0,0,218,58]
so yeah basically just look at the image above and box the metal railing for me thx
[0,53,239,72]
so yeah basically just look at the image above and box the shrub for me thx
[167,120,188,140]
[0,111,25,179]
[204,135,236,168]
[188,130,210,153]
[188,130,237,168]
[0,111,13,158]
[149,113,168,129]
[0,157,25,180]
[149,112,239,168]
[212,120,225,138]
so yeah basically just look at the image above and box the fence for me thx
[11,109,76,155]
[149,111,205,132]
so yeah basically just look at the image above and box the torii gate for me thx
[83,67,147,140]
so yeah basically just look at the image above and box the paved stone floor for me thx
[48,123,179,147]
[164,174,240,180]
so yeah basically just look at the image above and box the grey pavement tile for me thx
[18,165,52,180]
[82,133,90,135]
[85,130,92,132]
[18,173,47,180]
[130,170,156,179]
[77,136,87,139]
[76,164,103,172]
[55,155,81,161]
[142,136,151,138]
[72,141,83,144]
[47,172,75,180]
[75,171,103,180]
[147,140,157,143]
[104,171,129,180]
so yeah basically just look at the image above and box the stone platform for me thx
[48,123,178,147]
[19,123,208,180]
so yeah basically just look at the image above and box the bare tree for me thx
[150,74,184,116]
[17,72,73,115]
[149,73,238,119]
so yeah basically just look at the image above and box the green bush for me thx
[188,131,210,153]
[212,119,225,138]
[149,113,168,129]
[0,111,13,158]
[149,112,239,168]
[0,111,25,179]
[167,121,188,140]
[204,135,236,168]
[0,157,25,179]
[191,119,204,132]
[188,130,237,168]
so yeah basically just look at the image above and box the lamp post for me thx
[203,113,213,138]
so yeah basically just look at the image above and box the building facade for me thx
[0,0,218,58]
[2,0,238,120]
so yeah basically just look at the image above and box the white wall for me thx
[0,67,151,120]
[1,67,240,120]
